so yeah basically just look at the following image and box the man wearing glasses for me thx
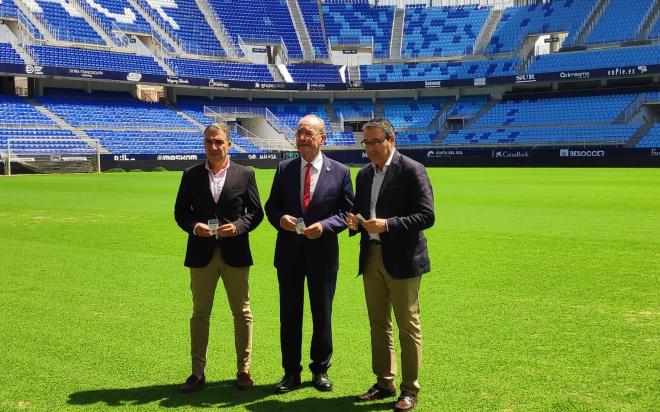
[346,118,435,412]
[265,114,354,393]
[174,122,263,393]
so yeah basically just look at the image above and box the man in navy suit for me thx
[346,118,435,412]
[265,114,354,393]
[174,122,263,393]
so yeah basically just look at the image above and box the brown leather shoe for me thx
[394,391,418,411]
[180,374,205,394]
[236,370,253,390]
[355,384,396,402]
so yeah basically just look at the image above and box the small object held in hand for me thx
[294,217,306,234]
[208,218,219,235]
[355,213,367,225]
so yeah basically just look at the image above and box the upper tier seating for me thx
[0,94,55,126]
[37,90,194,129]
[403,4,490,58]
[527,45,660,73]
[446,95,489,118]
[0,42,23,64]
[649,17,660,38]
[166,58,273,81]
[26,45,166,74]
[138,0,225,57]
[298,0,329,58]
[361,57,518,82]
[33,0,105,45]
[382,98,447,129]
[207,0,302,58]
[443,125,637,145]
[322,2,394,58]
[474,94,636,127]
[487,0,597,53]
[636,124,660,147]
[286,64,342,83]
[76,0,151,35]
[586,0,653,44]
[0,0,17,17]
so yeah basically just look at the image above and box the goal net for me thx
[4,138,101,175]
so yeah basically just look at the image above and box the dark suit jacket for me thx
[265,154,354,274]
[174,161,263,268]
[352,151,435,278]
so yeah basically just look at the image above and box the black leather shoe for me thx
[274,374,301,394]
[180,374,205,394]
[312,372,333,391]
[394,391,418,411]
[355,384,396,402]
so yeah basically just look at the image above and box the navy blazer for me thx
[265,154,354,274]
[174,161,263,268]
[352,151,435,278]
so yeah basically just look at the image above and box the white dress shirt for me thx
[299,151,324,205]
[369,150,395,241]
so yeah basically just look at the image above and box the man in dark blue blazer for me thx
[265,114,354,393]
[346,118,435,412]
[174,122,263,393]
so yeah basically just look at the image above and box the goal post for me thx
[5,138,102,175]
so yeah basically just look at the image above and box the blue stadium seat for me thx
[298,0,329,58]
[334,99,373,120]
[166,58,273,81]
[586,0,654,44]
[33,0,105,45]
[75,0,151,35]
[0,42,23,64]
[382,98,448,129]
[361,58,518,82]
[322,2,394,58]
[636,124,660,147]
[403,4,490,58]
[286,64,342,83]
[26,45,166,74]
[487,0,597,52]
[527,45,660,73]
[0,94,56,127]
[446,95,489,118]
[0,0,17,18]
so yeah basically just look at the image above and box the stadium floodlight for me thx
[5,138,102,175]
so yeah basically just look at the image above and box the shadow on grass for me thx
[68,380,395,410]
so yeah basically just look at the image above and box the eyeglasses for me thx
[360,137,387,148]
[296,129,324,138]
[204,138,229,146]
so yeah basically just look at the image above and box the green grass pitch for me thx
[0,168,658,411]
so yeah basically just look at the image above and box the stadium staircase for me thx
[638,0,660,39]
[286,0,315,62]
[126,0,186,56]
[573,0,612,46]
[465,99,497,127]
[389,7,404,61]
[0,24,35,64]
[627,123,653,147]
[324,103,341,132]
[374,101,385,118]
[430,99,455,131]
[347,65,360,82]
[169,105,205,130]
[194,0,239,60]
[13,0,54,41]
[268,65,286,82]
[67,0,115,47]
[474,8,502,55]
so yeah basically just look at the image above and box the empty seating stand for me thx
[446,95,489,118]
[77,0,151,35]
[636,125,660,147]
[403,4,490,58]
[0,42,23,64]
[166,58,273,81]
[487,0,597,53]
[286,65,342,83]
[360,58,518,82]
[322,1,394,58]
[33,0,105,45]
[586,0,654,44]
[527,45,660,73]
[382,98,447,129]
[298,0,329,58]
[0,0,18,18]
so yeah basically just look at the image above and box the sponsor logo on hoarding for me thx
[515,74,536,83]
[348,80,363,90]
[254,82,286,89]
[559,149,605,157]
[156,154,198,160]
[424,80,442,88]
[651,148,660,157]
[25,65,43,75]
[209,79,230,88]
[361,152,369,158]
[167,76,190,85]
[307,83,327,91]
[247,153,278,160]
[607,66,647,77]
[491,150,529,158]
[426,150,463,158]
[127,72,142,82]
[473,77,486,86]
[113,155,135,161]
[560,71,591,79]
[68,68,104,78]
[62,156,89,161]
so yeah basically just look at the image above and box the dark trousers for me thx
[277,266,337,375]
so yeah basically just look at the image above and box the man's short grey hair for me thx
[298,114,326,134]
[363,117,395,140]
[204,122,232,142]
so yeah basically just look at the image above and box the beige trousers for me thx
[189,247,253,376]
[363,244,422,394]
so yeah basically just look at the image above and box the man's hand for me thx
[302,222,323,240]
[194,223,213,238]
[346,213,359,231]
[362,218,387,234]
[280,215,298,232]
[217,223,237,237]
